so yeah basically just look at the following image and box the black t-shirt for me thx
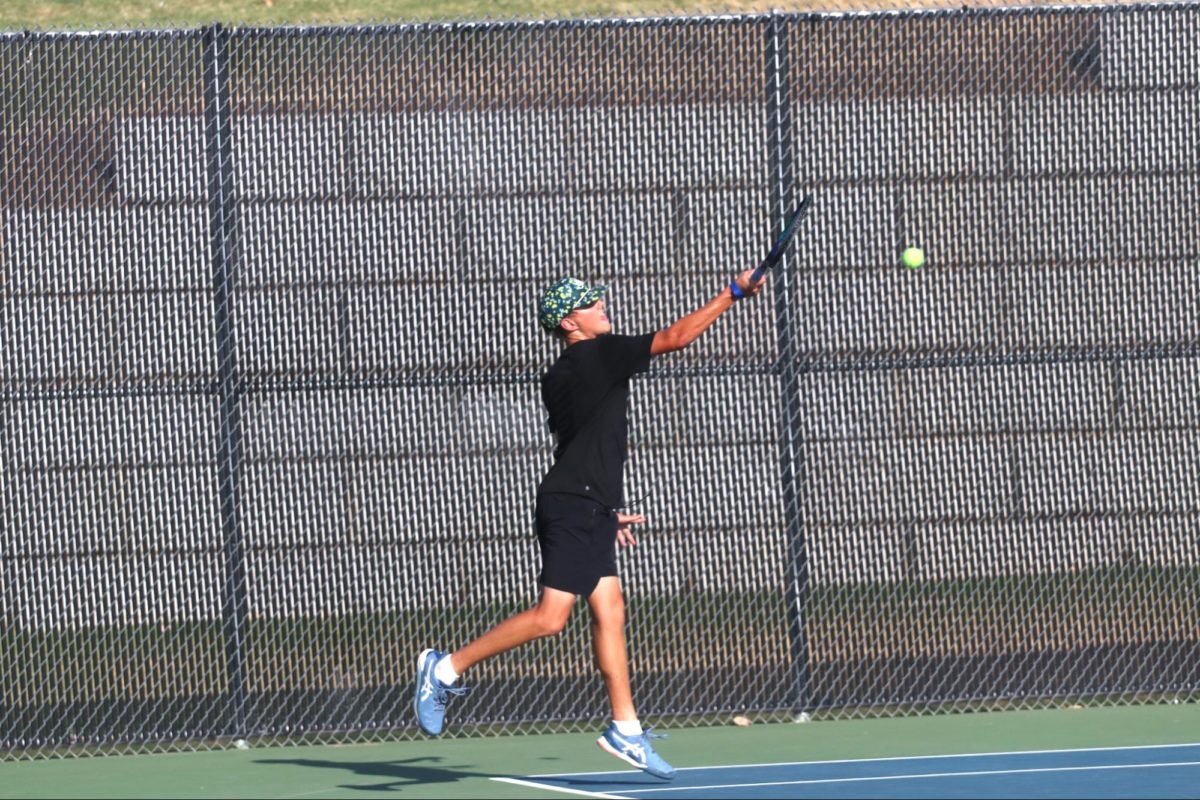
[538,332,656,509]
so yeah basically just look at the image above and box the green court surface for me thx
[3,703,1197,799]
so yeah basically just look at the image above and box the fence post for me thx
[202,22,249,738]
[766,11,810,716]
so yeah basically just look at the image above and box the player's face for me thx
[566,299,611,338]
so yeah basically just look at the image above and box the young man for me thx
[414,270,765,779]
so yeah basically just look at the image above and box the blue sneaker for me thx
[597,723,676,780]
[413,648,468,736]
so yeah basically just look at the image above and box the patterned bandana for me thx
[537,277,609,332]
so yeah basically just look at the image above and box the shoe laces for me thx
[619,727,667,752]
[433,683,469,709]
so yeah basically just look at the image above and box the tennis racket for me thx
[750,194,814,283]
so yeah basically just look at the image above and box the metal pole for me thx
[203,22,249,739]
[766,11,810,716]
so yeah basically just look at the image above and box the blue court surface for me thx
[493,743,1200,799]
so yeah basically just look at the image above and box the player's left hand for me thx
[616,512,644,547]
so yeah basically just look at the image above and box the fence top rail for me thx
[1,1,1197,40]
[0,27,203,40]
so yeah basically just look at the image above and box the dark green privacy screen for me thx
[2,4,1198,758]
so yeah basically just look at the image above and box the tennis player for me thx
[415,271,765,779]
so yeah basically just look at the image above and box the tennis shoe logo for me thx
[614,733,646,763]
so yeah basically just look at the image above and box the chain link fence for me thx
[2,2,1198,759]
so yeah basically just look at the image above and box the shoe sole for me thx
[596,736,676,780]
[414,648,440,736]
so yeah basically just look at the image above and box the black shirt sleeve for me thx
[595,332,656,382]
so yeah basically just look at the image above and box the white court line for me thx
[491,776,629,798]
[613,760,1200,795]
[528,741,1200,778]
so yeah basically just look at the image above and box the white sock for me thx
[434,655,460,686]
[613,719,643,737]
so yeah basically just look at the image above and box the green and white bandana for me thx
[537,277,608,332]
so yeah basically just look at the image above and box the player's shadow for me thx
[255,755,491,792]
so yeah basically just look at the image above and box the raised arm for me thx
[650,269,765,356]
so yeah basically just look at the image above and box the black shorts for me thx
[535,492,618,597]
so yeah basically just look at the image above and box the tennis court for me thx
[2,704,1197,798]
[505,745,1200,799]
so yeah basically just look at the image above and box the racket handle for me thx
[749,258,772,284]
[734,262,769,299]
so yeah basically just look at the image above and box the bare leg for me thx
[588,576,636,722]
[448,586,577,674]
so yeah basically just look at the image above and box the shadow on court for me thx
[255,756,493,792]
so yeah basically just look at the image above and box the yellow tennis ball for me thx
[902,247,925,269]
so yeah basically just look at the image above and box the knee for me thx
[592,599,626,631]
[533,607,570,637]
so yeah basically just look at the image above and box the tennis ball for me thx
[732,715,752,727]
[902,247,925,269]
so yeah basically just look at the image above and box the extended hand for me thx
[616,512,645,547]
[734,269,767,297]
